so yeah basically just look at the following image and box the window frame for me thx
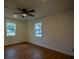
[34,22,42,37]
[6,22,16,37]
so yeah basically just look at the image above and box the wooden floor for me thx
[4,43,74,59]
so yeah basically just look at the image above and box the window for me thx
[34,22,42,37]
[6,23,16,36]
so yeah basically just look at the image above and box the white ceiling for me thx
[5,0,74,20]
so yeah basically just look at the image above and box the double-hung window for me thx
[6,22,16,36]
[34,22,42,37]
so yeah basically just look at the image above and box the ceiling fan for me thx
[14,8,35,18]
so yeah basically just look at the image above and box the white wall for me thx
[4,19,27,45]
[26,10,74,56]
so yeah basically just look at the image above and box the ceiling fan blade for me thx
[14,13,23,14]
[17,8,22,11]
[27,13,34,17]
[28,10,35,12]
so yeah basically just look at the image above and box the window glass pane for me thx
[34,22,42,37]
[6,23,16,36]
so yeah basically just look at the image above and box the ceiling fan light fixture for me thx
[22,14,27,16]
